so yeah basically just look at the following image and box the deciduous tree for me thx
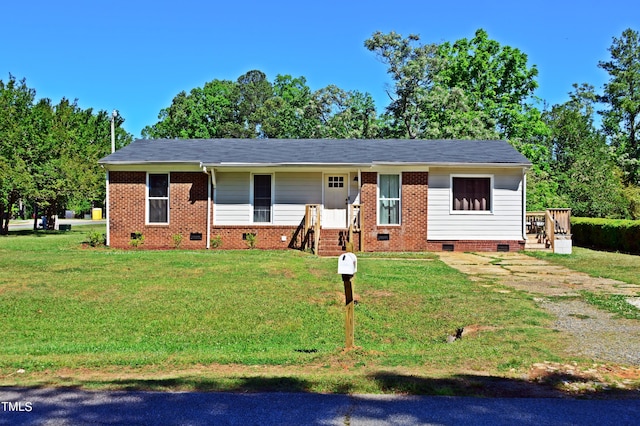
[599,28,640,184]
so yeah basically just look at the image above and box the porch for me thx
[525,209,572,253]
[294,204,363,256]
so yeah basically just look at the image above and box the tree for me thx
[437,29,541,141]
[27,98,126,227]
[308,86,379,139]
[544,84,626,217]
[598,28,640,184]
[364,31,449,138]
[365,29,544,141]
[237,70,273,137]
[143,70,382,140]
[0,75,36,234]
[142,79,242,139]
[0,74,132,232]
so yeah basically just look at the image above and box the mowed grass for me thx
[0,226,562,392]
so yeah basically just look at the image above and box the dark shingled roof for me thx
[99,139,532,167]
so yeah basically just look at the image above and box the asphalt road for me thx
[1,388,639,425]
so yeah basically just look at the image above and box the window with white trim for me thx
[253,174,272,223]
[378,174,400,225]
[148,173,169,223]
[452,176,492,212]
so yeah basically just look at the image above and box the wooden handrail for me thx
[303,204,322,254]
[545,210,555,252]
[548,208,571,235]
[527,209,571,251]
[349,204,363,252]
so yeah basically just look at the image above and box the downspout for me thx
[105,169,110,246]
[522,168,527,241]
[202,165,212,249]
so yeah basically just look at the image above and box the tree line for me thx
[0,77,132,233]
[1,28,639,232]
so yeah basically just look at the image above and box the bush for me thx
[172,233,183,249]
[210,235,222,249]
[572,217,640,254]
[129,232,144,248]
[87,232,106,247]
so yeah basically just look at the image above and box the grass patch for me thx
[0,226,581,393]
[581,292,640,320]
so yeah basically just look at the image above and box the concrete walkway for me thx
[437,251,640,297]
[437,251,640,367]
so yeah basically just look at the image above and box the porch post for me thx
[205,168,214,249]
[105,170,110,247]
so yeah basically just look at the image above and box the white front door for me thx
[323,174,348,228]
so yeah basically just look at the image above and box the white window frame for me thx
[377,173,401,226]
[250,173,274,224]
[146,172,170,224]
[450,174,494,214]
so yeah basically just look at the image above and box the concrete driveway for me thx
[437,251,640,368]
[437,251,640,297]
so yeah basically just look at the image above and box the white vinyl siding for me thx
[214,171,323,226]
[428,168,523,240]
[214,172,251,224]
[273,172,322,225]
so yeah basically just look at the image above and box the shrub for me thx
[172,233,183,249]
[245,233,257,249]
[87,232,106,247]
[129,232,144,248]
[210,235,223,249]
[572,217,640,254]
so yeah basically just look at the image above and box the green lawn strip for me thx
[1,226,562,391]
[580,292,640,320]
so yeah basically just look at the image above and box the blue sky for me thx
[2,0,638,138]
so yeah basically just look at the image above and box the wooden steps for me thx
[525,234,550,251]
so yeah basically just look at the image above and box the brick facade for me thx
[108,170,523,252]
[425,240,525,252]
[210,226,300,250]
[108,171,209,249]
[360,171,429,252]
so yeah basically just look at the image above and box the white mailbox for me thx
[337,252,357,275]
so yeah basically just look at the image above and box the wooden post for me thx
[342,274,355,349]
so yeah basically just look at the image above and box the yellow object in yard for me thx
[91,208,102,220]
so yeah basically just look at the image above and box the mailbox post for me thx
[337,252,357,349]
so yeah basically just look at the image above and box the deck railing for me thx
[526,208,571,251]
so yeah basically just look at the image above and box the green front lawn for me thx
[0,226,570,393]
